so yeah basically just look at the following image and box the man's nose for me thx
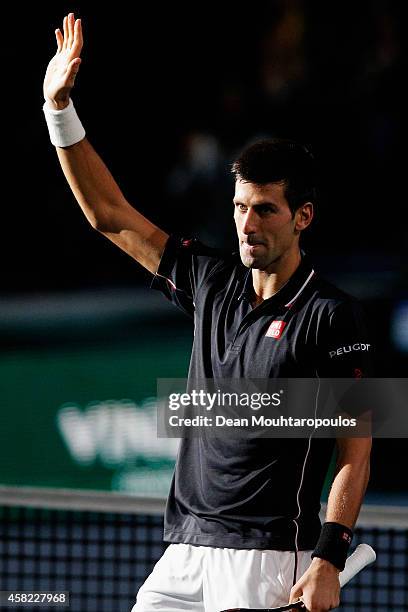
[242,208,258,235]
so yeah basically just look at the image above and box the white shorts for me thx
[131,543,312,612]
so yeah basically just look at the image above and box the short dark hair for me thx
[231,138,317,217]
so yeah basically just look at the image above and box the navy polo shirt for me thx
[152,236,372,550]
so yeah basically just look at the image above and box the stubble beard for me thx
[239,246,272,270]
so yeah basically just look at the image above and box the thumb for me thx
[289,585,303,604]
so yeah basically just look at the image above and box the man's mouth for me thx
[242,239,265,247]
[242,242,264,253]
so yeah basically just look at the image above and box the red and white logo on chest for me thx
[265,320,287,339]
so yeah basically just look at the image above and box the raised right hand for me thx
[43,13,83,110]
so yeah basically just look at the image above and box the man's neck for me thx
[251,249,302,306]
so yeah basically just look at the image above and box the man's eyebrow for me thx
[253,201,278,209]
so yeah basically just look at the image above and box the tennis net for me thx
[0,487,407,611]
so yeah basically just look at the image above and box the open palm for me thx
[43,13,83,109]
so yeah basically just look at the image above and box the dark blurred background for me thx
[1,0,407,499]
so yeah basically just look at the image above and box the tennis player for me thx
[43,14,373,612]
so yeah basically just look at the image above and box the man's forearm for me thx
[326,437,372,529]
[55,137,168,273]
[56,137,130,230]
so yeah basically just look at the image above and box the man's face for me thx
[233,180,301,271]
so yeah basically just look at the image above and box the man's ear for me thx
[295,202,314,232]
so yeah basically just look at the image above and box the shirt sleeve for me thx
[316,300,374,378]
[150,235,228,317]
[316,300,374,421]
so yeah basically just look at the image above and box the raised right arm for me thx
[43,13,169,274]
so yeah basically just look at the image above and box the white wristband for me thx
[43,99,86,147]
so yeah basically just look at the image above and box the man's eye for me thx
[258,205,273,214]
[238,204,247,212]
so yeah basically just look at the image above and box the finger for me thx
[67,12,75,48]
[71,18,83,57]
[55,28,63,52]
[65,57,81,86]
[76,18,83,46]
[62,15,68,49]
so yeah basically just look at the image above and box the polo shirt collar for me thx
[238,254,315,310]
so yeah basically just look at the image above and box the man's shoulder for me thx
[179,237,239,266]
[185,238,242,277]
[308,275,364,317]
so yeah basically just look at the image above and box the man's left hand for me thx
[289,557,340,611]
